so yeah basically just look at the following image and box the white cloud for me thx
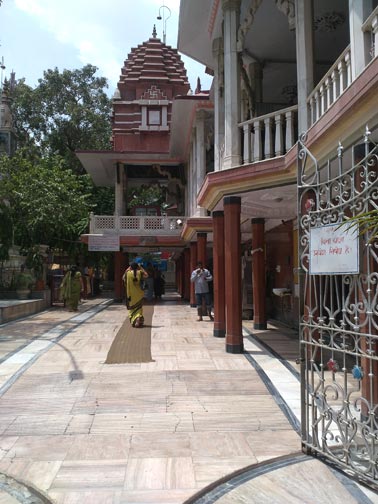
[11,0,211,92]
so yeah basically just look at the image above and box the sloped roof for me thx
[119,35,189,86]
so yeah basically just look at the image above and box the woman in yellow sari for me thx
[123,262,149,328]
[60,265,83,311]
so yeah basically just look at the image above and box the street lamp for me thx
[156,5,171,45]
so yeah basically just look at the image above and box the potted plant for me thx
[25,246,45,290]
[15,271,34,299]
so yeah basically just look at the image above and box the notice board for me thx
[309,223,359,275]
[88,235,120,252]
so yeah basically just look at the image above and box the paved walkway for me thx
[0,295,377,503]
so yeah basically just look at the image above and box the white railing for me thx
[239,105,298,164]
[89,214,187,235]
[307,46,351,127]
[362,5,378,60]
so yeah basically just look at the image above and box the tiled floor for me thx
[0,296,376,503]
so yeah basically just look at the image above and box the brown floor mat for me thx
[105,304,154,364]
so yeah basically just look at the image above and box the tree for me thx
[12,65,112,174]
[0,150,93,255]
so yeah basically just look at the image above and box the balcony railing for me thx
[89,214,187,236]
[239,105,298,164]
[307,45,352,127]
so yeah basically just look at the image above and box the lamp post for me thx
[156,5,171,45]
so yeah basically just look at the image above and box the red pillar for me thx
[252,218,267,330]
[190,242,197,307]
[197,232,207,266]
[224,196,243,353]
[183,248,191,301]
[114,251,128,302]
[213,211,226,337]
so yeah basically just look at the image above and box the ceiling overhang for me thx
[198,146,297,211]
[181,217,213,242]
[76,151,183,186]
[177,0,217,68]
[170,96,213,159]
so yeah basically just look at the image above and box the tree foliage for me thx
[12,65,112,174]
[127,184,168,211]
[0,150,93,254]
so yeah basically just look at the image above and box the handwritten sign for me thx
[309,223,359,275]
[88,235,120,252]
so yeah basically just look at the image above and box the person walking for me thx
[60,265,83,311]
[123,262,149,328]
[153,269,165,299]
[190,261,213,321]
[145,262,155,302]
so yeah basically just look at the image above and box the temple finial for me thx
[152,24,157,38]
[195,77,201,94]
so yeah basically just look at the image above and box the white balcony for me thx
[239,105,298,164]
[89,214,187,236]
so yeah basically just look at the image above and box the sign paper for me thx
[309,223,359,275]
[88,235,120,252]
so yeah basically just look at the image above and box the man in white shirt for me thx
[190,261,213,322]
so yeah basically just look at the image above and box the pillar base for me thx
[254,322,267,330]
[226,343,244,354]
[190,303,197,308]
[213,328,226,338]
[113,297,124,303]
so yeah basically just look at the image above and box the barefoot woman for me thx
[123,262,148,328]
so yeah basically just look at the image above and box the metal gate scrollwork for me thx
[298,127,378,487]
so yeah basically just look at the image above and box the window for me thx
[148,109,161,126]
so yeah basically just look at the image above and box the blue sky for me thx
[0,0,213,96]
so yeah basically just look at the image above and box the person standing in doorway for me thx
[190,261,213,321]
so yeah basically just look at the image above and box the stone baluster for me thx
[285,110,295,150]
[315,90,321,122]
[338,59,347,93]
[331,68,339,102]
[253,120,262,161]
[345,51,351,87]
[309,96,315,126]
[274,113,283,156]
[325,77,332,110]
[319,84,326,116]
[264,117,273,159]
[242,122,252,164]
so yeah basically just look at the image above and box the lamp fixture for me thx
[156,5,171,44]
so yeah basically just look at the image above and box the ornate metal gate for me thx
[298,128,378,487]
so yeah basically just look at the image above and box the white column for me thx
[212,38,225,171]
[190,140,196,216]
[196,110,206,194]
[295,0,314,134]
[222,0,241,169]
[114,163,126,216]
[349,0,373,79]
[195,111,207,217]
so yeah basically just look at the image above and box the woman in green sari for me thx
[123,262,148,328]
[60,265,83,311]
